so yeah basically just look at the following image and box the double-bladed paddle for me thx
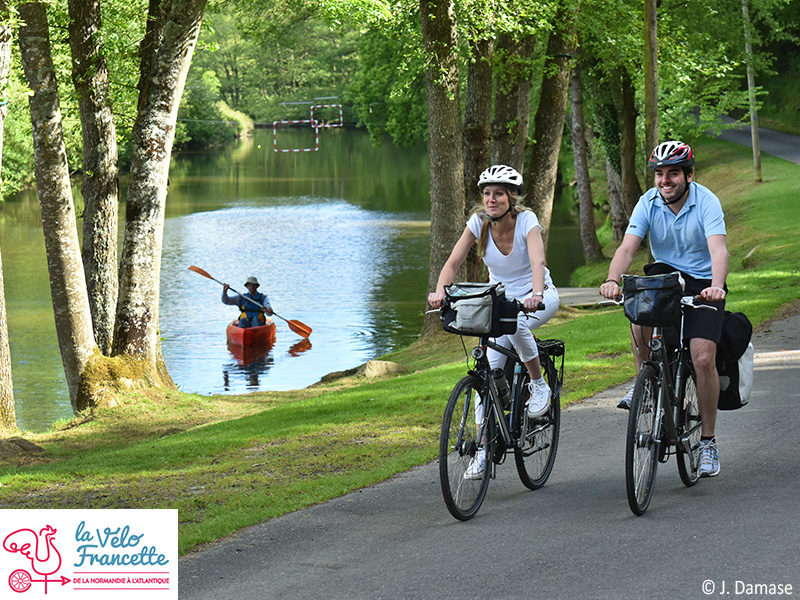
[188,265,312,339]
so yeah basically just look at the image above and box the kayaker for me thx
[222,276,273,328]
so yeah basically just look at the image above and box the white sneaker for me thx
[464,448,486,480]
[526,378,551,418]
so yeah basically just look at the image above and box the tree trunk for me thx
[68,0,120,356]
[525,9,575,250]
[18,2,96,412]
[463,36,492,282]
[643,0,658,190]
[0,253,12,428]
[0,0,13,427]
[511,36,535,173]
[620,72,642,215]
[491,34,534,174]
[569,60,604,263]
[113,0,208,368]
[741,0,762,182]
[420,0,465,336]
[605,159,627,241]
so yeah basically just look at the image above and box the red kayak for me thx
[226,319,276,347]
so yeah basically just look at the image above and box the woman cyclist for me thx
[427,165,560,479]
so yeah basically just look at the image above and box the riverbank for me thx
[1,138,798,554]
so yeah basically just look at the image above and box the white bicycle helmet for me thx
[477,165,523,190]
[648,141,694,170]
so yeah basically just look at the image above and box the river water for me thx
[2,127,582,431]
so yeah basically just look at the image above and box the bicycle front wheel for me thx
[677,363,702,486]
[515,355,561,490]
[439,375,491,520]
[625,364,661,515]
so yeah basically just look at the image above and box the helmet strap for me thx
[489,205,514,224]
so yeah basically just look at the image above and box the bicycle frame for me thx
[638,296,706,459]
[470,339,525,460]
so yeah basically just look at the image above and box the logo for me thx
[4,525,70,594]
[1,510,177,599]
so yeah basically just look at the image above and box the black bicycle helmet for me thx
[648,141,695,170]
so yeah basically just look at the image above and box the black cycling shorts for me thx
[644,263,725,343]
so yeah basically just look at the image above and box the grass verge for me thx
[1,136,798,554]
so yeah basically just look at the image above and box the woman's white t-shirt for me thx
[466,210,555,300]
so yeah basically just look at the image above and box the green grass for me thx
[1,136,799,554]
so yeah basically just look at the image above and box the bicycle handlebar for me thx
[426,299,546,315]
[598,294,718,311]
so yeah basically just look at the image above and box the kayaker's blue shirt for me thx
[626,181,726,279]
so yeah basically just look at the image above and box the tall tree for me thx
[569,58,603,263]
[619,71,642,214]
[491,32,534,173]
[18,2,97,412]
[526,6,575,249]
[420,0,465,334]
[643,0,658,189]
[0,0,13,428]
[113,0,208,370]
[462,36,492,282]
[741,0,762,182]
[68,0,120,356]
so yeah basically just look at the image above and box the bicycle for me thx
[608,291,717,515]
[435,301,564,521]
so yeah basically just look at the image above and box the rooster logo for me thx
[3,525,71,593]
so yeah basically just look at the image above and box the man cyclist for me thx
[599,141,729,477]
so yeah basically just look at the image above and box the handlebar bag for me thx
[441,282,517,337]
[622,272,685,327]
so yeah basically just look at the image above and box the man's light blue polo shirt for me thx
[626,182,726,279]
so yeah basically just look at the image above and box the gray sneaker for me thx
[698,438,720,477]
[617,385,634,410]
[464,448,486,480]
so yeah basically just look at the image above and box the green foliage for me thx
[348,8,428,147]
[195,5,360,123]
[1,79,35,199]
[176,69,234,148]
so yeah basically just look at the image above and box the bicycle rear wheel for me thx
[625,364,660,515]
[677,363,702,486]
[439,375,492,520]
[515,355,561,489]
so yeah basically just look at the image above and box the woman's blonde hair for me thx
[470,187,530,259]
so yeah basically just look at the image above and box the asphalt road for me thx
[716,116,800,165]
[179,308,800,600]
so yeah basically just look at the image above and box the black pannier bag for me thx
[716,311,754,410]
[441,282,518,337]
[622,272,685,327]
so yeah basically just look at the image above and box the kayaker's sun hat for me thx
[245,276,260,287]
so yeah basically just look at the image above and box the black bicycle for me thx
[615,293,717,515]
[437,304,564,520]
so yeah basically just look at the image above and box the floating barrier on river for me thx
[310,104,343,128]
[272,119,320,153]
[272,103,343,152]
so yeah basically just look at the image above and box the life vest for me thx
[239,293,267,324]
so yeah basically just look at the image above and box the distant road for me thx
[716,116,800,165]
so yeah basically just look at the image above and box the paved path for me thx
[716,116,800,165]
[180,310,800,600]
